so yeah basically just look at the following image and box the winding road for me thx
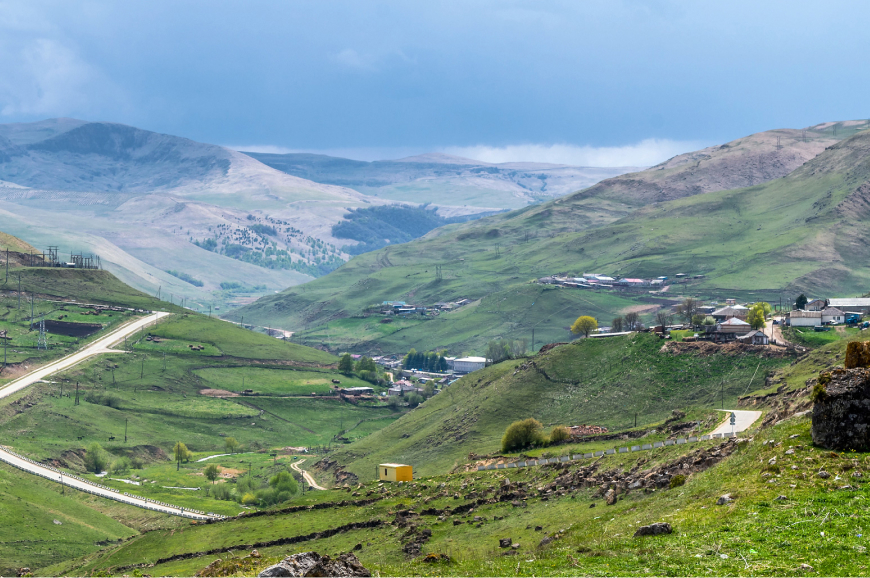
[0,312,220,520]
[290,458,326,490]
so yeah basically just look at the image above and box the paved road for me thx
[710,409,761,436]
[290,458,326,490]
[0,312,220,520]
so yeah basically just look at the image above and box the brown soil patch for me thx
[662,340,791,358]
[620,304,659,315]
[199,388,238,397]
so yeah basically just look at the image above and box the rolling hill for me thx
[232,121,868,354]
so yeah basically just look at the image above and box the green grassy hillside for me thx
[327,333,790,480]
[233,125,870,354]
[51,412,869,577]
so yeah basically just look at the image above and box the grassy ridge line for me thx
[326,333,792,480]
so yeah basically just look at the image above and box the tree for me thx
[355,356,376,372]
[84,442,110,473]
[269,470,298,496]
[204,463,220,484]
[691,314,706,327]
[795,294,808,310]
[611,317,624,332]
[224,437,240,454]
[173,441,190,471]
[338,353,354,373]
[755,302,772,316]
[570,316,598,337]
[746,307,765,330]
[675,297,701,324]
[655,310,673,330]
[624,312,641,331]
[485,339,511,364]
[548,425,571,445]
[501,418,545,452]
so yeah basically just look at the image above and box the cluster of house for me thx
[538,272,704,291]
[376,299,472,317]
[372,354,487,375]
[688,300,769,344]
[785,298,868,327]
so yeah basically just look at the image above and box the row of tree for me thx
[403,349,449,372]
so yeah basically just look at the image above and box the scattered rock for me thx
[604,488,617,505]
[716,494,732,505]
[774,495,787,501]
[633,522,673,537]
[534,525,543,531]
[785,449,795,455]
[768,458,777,465]
[258,552,370,577]
[511,543,520,549]
[499,538,512,548]
[251,549,261,558]
[798,563,814,571]
[421,553,450,563]
[818,471,831,479]
[589,503,596,508]
[539,536,554,547]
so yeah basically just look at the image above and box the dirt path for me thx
[290,458,326,490]
[767,316,790,346]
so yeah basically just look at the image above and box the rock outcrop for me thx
[258,552,370,577]
[812,367,870,450]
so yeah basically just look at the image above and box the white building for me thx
[789,309,822,327]
[452,356,487,373]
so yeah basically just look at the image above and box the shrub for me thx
[811,373,831,402]
[84,442,110,473]
[211,483,232,501]
[501,418,545,452]
[111,457,131,474]
[241,492,258,505]
[269,471,298,496]
[669,474,687,488]
[84,392,122,409]
[406,393,424,408]
[548,425,571,445]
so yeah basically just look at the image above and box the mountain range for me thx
[0,119,628,314]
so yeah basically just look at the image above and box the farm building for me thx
[378,463,413,482]
[711,306,748,322]
[827,298,870,314]
[737,330,769,345]
[788,309,821,327]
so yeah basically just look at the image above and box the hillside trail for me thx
[0,312,219,520]
[710,409,761,436]
[290,458,326,490]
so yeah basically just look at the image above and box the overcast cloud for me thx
[0,1,868,165]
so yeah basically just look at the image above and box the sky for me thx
[1,1,869,165]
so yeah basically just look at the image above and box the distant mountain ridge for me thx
[243,150,639,210]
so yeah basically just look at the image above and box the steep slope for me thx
[233,123,870,353]
[245,150,639,211]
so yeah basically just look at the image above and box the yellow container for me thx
[378,463,413,482]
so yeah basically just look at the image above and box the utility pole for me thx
[74,382,79,406]
[163,352,166,371]
[5,248,8,282]
[125,418,128,443]
[30,294,34,330]
[141,356,144,379]
[18,274,21,316]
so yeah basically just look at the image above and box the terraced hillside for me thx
[233,122,870,354]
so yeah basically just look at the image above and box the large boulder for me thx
[258,552,370,577]
[812,367,870,450]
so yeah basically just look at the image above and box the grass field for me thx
[328,333,792,480]
[194,367,376,396]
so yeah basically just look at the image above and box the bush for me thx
[241,492,258,505]
[130,457,145,470]
[212,483,232,501]
[548,425,570,445]
[84,392,122,409]
[669,474,686,488]
[111,457,131,474]
[811,373,831,402]
[501,418,545,452]
[84,442,110,473]
[406,393,424,408]
[269,471,298,496]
